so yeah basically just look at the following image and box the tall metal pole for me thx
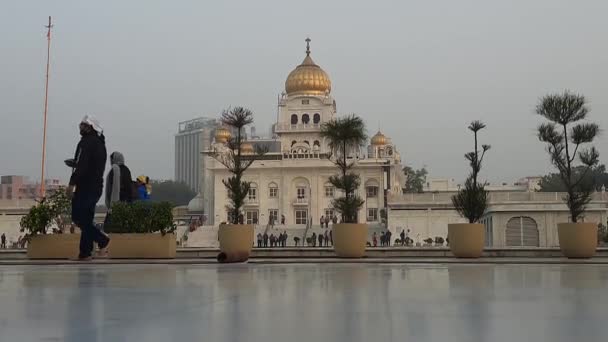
[40,16,52,198]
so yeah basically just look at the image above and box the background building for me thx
[0,175,62,200]
[175,117,218,192]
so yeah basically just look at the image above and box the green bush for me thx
[105,201,176,235]
[20,188,71,238]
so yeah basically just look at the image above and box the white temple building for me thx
[202,39,404,228]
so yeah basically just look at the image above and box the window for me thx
[313,113,320,124]
[366,186,379,198]
[367,208,378,222]
[246,210,259,225]
[268,209,278,224]
[313,140,320,147]
[295,209,308,225]
[297,187,306,199]
[269,184,278,198]
[291,114,298,125]
[302,114,310,124]
[302,99,309,105]
[248,187,257,201]
[324,208,335,218]
[324,186,334,198]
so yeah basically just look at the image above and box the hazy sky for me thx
[2,0,607,185]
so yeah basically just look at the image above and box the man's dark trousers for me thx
[72,190,108,258]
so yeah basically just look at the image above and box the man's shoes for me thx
[96,235,111,258]
[72,255,93,261]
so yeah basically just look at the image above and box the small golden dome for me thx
[371,131,388,146]
[240,142,254,155]
[285,38,331,96]
[215,127,231,143]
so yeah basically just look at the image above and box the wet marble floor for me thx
[1,263,607,341]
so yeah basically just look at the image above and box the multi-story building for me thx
[175,117,218,192]
[203,40,405,226]
[0,175,62,200]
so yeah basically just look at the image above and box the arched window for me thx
[248,183,258,201]
[313,113,320,124]
[304,140,310,146]
[302,114,310,124]
[506,217,539,247]
[268,182,278,198]
[291,140,297,147]
[313,140,320,146]
[291,114,298,125]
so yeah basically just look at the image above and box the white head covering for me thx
[81,115,103,135]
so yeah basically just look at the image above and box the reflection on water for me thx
[0,264,607,341]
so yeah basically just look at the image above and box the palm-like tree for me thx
[452,120,491,223]
[320,114,368,223]
[536,91,600,222]
[211,107,266,224]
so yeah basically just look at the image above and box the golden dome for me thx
[371,131,388,146]
[285,38,331,96]
[240,142,254,155]
[215,127,231,143]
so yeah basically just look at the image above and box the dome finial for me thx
[305,37,311,56]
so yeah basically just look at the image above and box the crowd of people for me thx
[257,231,289,247]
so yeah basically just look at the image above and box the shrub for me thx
[105,201,176,235]
[20,188,71,238]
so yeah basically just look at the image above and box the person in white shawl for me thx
[104,151,134,211]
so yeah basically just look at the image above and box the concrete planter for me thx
[108,233,176,259]
[218,224,254,262]
[333,223,368,258]
[557,222,597,258]
[27,234,80,259]
[447,223,484,258]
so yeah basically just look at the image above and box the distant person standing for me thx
[311,232,317,247]
[324,230,329,247]
[320,215,325,228]
[281,214,285,225]
[67,115,110,260]
[318,233,324,247]
[283,231,288,247]
[324,216,330,228]
[257,233,262,248]
[400,229,406,246]
[372,232,378,247]
[136,175,151,201]
[104,152,134,208]
[1,233,6,248]
[329,230,333,246]
[332,215,338,225]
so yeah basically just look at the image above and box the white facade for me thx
[205,42,404,226]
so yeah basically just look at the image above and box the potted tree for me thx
[104,201,176,258]
[21,188,80,259]
[320,114,368,257]
[450,120,490,258]
[210,107,266,262]
[536,91,600,258]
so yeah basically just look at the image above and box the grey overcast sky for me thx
[1,0,607,185]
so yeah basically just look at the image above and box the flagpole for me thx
[40,16,52,198]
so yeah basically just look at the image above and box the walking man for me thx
[67,115,110,260]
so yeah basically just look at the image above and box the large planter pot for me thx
[557,222,597,258]
[333,223,368,258]
[218,224,254,262]
[447,223,484,258]
[108,233,176,259]
[27,234,80,259]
